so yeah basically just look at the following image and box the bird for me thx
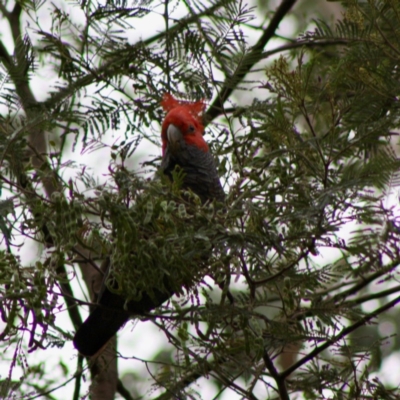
[160,93,225,203]
[73,93,224,356]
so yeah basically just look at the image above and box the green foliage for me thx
[2,0,400,399]
[97,170,227,300]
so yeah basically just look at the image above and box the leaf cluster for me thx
[3,0,400,399]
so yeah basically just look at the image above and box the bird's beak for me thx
[167,124,182,145]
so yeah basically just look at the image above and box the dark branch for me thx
[72,355,84,400]
[330,260,400,304]
[263,351,290,400]
[280,294,400,379]
[204,0,298,124]
[117,379,134,400]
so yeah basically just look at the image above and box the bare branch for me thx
[117,379,134,400]
[280,294,400,379]
[204,0,298,123]
[263,351,289,400]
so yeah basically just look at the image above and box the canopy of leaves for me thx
[1,0,400,399]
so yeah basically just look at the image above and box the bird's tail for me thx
[73,281,174,356]
[73,290,130,356]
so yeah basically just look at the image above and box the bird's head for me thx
[161,93,209,156]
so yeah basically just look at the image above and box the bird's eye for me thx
[188,125,195,133]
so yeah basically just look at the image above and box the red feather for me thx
[161,93,205,119]
[161,94,208,155]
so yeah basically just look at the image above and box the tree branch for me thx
[263,351,289,400]
[330,259,400,304]
[8,2,23,58]
[280,294,400,379]
[0,7,118,399]
[72,354,84,400]
[117,379,134,400]
[343,284,400,308]
[39,0,227,111]
[0,39,13,65]
[204,0,298,123]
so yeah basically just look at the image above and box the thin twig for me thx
[72,355,84,400]
[117,379,134,400]
[72,247,104,276]
[263,351,289,400]
[280,294,400,379]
